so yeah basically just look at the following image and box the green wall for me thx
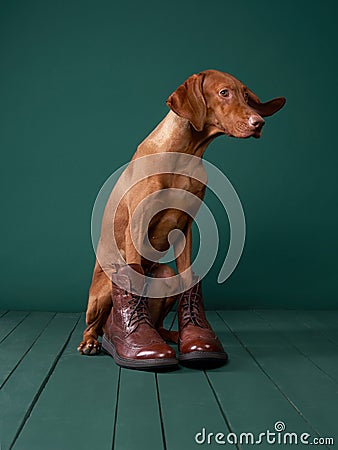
[1,0,337,311]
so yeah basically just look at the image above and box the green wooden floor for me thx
[0,310,338,450]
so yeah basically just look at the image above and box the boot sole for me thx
[102,334,178,370]
[179,351,228,368]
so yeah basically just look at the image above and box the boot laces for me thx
[126,291,153,329]
[180,286,205,328]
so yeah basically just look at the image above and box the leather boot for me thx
[102,266,177,370]
[178,278,228,365]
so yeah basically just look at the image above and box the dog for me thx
[78,69,285,361]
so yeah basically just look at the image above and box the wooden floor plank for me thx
[310,310,338,323]
[0,313,80,450]
[158,365,235,449]
[207,312,318,449]
[0,312,55,387]
[220,311,338,439]
[256,310,338,384]
[114,369,164,450]
[12,314,119,450]
[1,310,336,449]
[157,314,235,450]
[0,311,29,343]
[303,311,338,346]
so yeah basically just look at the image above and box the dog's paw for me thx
[77,338,101,355]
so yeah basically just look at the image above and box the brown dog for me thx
[78,69,285,356]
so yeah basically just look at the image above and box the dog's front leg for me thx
[125,221,143,268]
[123,182,163,274]
[174,218,193,289]
[123,189,147,272]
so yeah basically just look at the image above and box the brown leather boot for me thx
[178,278,228,366]
[102,266,178,370]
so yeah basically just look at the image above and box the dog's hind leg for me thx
[78,261,113,355]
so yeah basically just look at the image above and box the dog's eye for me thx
[219,89,230,98]
[244,92,249,102]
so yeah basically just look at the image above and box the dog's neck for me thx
[135,111,223,159]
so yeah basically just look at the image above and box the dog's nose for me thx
[249,115,265,129]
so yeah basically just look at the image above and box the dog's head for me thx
[166,69,286,138]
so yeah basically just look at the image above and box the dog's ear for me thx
[166,73,207,132]
[246,88,286,117]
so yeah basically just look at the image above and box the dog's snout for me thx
[249,115,265,129]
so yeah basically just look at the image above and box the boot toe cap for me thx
[188,342,218,352]
[136,344,176,360]
[179,327,224,354]
[179,336,225,355]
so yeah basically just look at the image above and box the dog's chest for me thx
[162,173,206,195]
